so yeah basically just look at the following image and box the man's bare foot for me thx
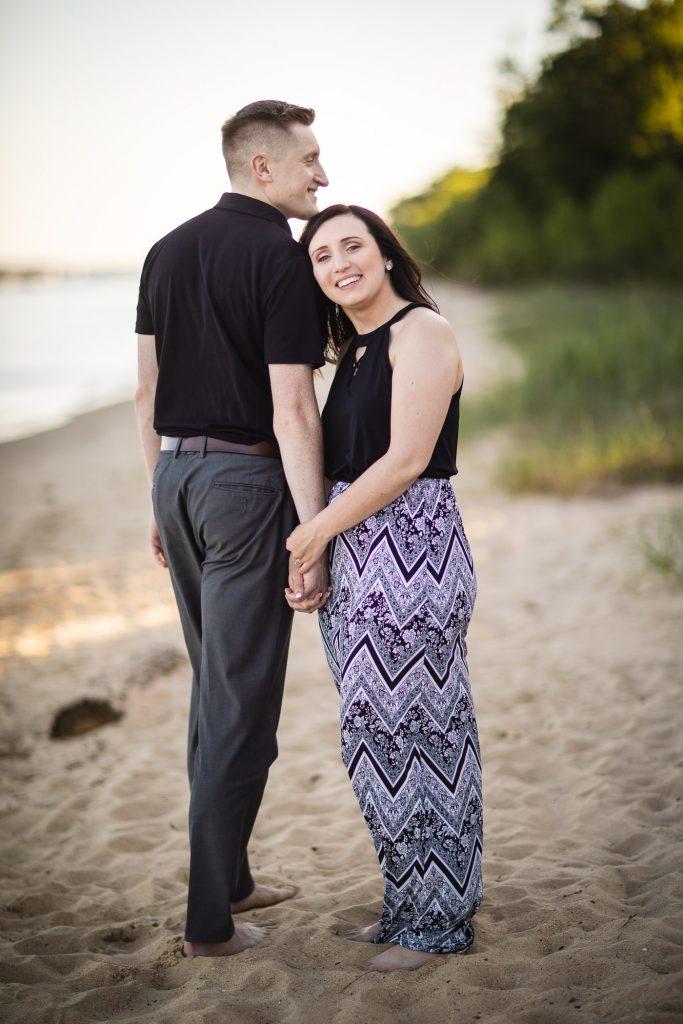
[231,883,298,914]
[367,946,439,972]
[182,921,267,958]
[342,921,381,943]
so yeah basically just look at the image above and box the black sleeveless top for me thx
[322,302,462,483]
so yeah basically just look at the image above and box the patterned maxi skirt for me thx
[319,478,483,954]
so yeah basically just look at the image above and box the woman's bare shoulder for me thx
[393,306,458,348]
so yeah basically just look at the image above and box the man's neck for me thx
[229,182,277,210]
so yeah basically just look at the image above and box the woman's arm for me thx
[286,312,462,575]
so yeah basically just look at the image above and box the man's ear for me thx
[252,154,273,182]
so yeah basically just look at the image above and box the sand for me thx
[1,284,682,1024]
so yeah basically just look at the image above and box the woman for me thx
[286,206,483,972]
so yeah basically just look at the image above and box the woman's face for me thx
[307,213,391,310]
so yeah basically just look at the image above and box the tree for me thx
[494,0,683,207]
[391,1,683,281]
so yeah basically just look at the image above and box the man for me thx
[134,100,329,957]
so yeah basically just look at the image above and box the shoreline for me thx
[0,395,134,448]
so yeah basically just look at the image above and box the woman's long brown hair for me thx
[299,204,438,362]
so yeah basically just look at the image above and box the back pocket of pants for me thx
[212,481,279,495]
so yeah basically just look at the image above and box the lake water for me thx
[0,275,139,442]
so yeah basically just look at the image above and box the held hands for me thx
[284,530,331,614]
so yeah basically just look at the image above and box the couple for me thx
[135,99,483,973]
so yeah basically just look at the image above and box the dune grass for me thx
[640,507,683,586]
[467,284,683,494]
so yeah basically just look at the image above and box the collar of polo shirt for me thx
[215,193,292,235]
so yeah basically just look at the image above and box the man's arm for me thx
[135,334,166,567]
[269,363,328,604]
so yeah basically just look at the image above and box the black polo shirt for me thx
[135,193,324,444]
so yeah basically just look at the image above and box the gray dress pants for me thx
[152,448,296,942]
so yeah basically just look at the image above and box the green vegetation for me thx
[395,2,683,495]
[392,0,683,283]
[469,285,683,492]
[640,506,683,584]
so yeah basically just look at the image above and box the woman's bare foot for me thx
[231,883,298,914]
[342,921,381,943]
[367,946,439,972]
[182,921,267,958]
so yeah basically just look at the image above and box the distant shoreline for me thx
[0,268,138,283]
[0,274,138,448]
[0,396,133,448]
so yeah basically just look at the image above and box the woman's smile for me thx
[336,275,362,290]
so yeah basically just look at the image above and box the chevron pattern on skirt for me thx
[319,478,483,954]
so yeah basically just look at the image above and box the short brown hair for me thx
[221,100,315,180]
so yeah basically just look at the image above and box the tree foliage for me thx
[392,0,683,281]
[496,0,683,207]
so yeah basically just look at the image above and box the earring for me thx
[385,260,393,271]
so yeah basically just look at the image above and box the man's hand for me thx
[150,514,167,568]
[284,555,331,613]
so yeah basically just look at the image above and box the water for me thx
[0,275,140,442]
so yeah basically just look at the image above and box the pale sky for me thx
[1,0,551,270]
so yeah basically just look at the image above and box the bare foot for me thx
[367,946,439,972]
[342,921,381,943]
[231,883,298,914]
[182,921,267,958]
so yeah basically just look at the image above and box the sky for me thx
[0,0,552,270]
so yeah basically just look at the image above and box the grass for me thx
[467,284,683,493]
[640,507,683,586]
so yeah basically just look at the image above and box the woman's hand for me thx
[286,517,330,576]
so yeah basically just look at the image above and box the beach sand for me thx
[1,285,682,1023]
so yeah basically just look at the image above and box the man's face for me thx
[265,124,328,220]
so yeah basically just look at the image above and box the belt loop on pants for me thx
[174,437,183,458]
[199,435,208,459]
